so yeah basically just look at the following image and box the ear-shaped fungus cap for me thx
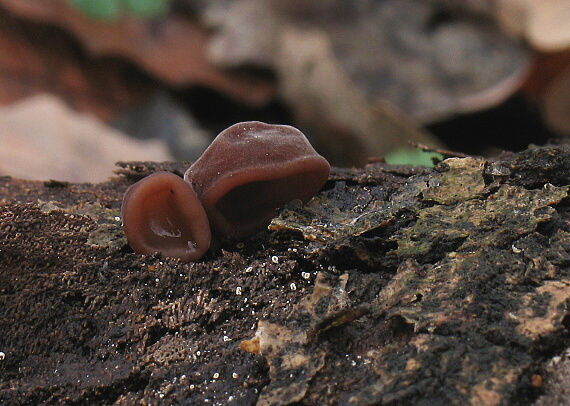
[185,121,330,239]
[121,171,211,262]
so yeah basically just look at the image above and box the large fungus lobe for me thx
[121,171,211,262]
[185,121,330,239]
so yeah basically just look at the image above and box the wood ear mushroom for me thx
[185,121,330,240]
[122,121,330,262]
[121,171,211,263]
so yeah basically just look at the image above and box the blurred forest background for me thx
[0,0,569,182]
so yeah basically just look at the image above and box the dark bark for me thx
[2,147,570,405]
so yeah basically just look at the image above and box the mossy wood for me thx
[2,148,570,405]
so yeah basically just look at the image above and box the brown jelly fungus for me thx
[121,171,211,262]
[185,121,330,239]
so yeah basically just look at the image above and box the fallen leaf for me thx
[0,6,154,120]
[0,94,172,182]
[0,0,276,105]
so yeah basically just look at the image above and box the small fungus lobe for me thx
[121,171,211,262]
[185,121,330,239]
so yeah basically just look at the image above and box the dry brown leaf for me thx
[0,7,154,120]
[199,0,530,165]
[277,27,442,166]
[497,0,570,51]
[0,94,171,182]
[317,0,530,122]
[202,0,280,69]
[438,0,570,51]
[0,0,276,106]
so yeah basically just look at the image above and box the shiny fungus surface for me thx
[121,171,211,262]
[185,121,330,239]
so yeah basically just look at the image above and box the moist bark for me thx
[2,147,570,405]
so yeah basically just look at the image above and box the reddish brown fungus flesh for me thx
[216,171,321,223]
[121,122,330,261]
[185,121,330,239]
[121,171,211,262]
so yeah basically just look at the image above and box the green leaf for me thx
[385,148,443,167]
[67,0,123,22]
[125,0,170,18]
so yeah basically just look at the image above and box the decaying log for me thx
[2,147,570,405]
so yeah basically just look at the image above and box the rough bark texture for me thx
[2,147,570,405]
